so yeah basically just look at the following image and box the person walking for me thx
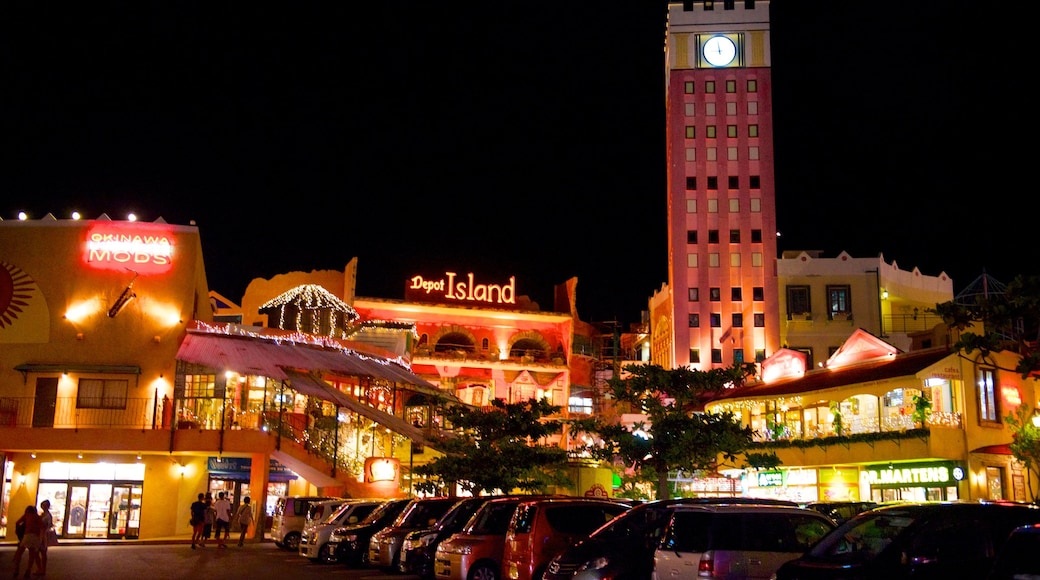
[201,493,215,547]
[233,496,255,547]
[213,491,232,548]
[189,493,207,549]
[37,500,54,575]
[11,505,43,578]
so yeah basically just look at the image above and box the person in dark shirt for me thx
[190,493,208,549]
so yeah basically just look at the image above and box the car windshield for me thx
[324,503,353,524]
[360,500,398,525]
[464,501,520,534]
[806,509,919,562]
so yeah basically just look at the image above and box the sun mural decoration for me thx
[0,261,35,328]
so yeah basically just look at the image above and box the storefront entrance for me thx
[37,462,144,539]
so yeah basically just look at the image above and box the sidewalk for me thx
[3,535,272,548]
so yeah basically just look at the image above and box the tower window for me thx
[689,314,700,327]
[747,78,757,92]
[752,287,764,301]
[709,287,721,301]
[729,230,740,243]
[705,80,715,94]
[710,313,721,327]
[708,230,719,243]
[750,175,761,189]
[684,81,695,94]
[727,125,737,138]
[726,80,736,93]
[728,175,739,189]
[686,176,697,190]
[706,125,717,138]
[688,287,699,301]
[687,230,698,244]
[753,313,765,327]
[751,229,762,243]
[731,287,742,300]
[711,349,723,363]
[732,313,743,327]
[707,176,718,190]
[685,126,696,139]
[690,349,700,363]
[749,124,759,137]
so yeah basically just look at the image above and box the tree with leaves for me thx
[412,398,572,496]
[934,274,1040,502]
[573,363,780,500]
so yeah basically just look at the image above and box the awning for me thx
[176,329,442,394]
[283,369,450,451]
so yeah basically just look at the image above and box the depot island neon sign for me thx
[83,224,175,274]
[406,271,517,307]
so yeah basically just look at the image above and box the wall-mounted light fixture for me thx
[76,332,84,341]
[30,452,36,458]
[77,452,83,459]
[881,289,889,300]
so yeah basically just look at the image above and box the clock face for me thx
[703,35,736,67]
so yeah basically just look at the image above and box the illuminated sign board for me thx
[84,224,175,274]
[864,461,957,488]
[405,271,517,307]
[757,471,784,487]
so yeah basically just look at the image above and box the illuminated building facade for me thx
[0,217,449,541]
[664,0,781,370]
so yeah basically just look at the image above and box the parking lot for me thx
[3,540,415,580]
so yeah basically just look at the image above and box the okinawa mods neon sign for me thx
[406,272,517,306]
[84,224,175,274]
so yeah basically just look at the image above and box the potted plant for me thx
[911,394,932,427]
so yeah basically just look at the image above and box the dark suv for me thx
[544,497,798,580]
[399,496,495,579]
[804,500,879,524]
[368,497,461,572]
[327,497,411,567]
[776,501,1040,579]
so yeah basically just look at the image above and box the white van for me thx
[270,495,343,550]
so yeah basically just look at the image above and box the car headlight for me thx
[577,556,610,572]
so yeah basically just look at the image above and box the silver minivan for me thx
[300,499,387,563]
[652,504,834,580]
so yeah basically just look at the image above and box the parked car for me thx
[652,503,835,580]
[369,496,461,571]
[501,497,631,580]
[775,501,1040,579]
[270,495,342,550]
[299,499,386,563]
[987,522,1040,580]
[435,495,567,580]
[804,500,879,524]
[544,497,799,580]
[328,497,412,567]
[400,496,496,579]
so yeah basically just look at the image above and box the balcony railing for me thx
[750,411,962,444]
[0,397,158,429]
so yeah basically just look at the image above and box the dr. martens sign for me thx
[406,271,518,308]
[84,223,175,274]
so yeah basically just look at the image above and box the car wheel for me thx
[283,532,301,551]
[469,563,499,580]
[318,544,338,565]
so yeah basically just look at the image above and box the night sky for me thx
[1,2,1030,326]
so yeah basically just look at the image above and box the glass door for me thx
[109,485,141,538]
[85,483,111,539]
[36,482,68,540]
[66,486,88,538]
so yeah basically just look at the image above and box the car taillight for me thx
[698,551,714,577]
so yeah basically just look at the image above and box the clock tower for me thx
[663,1,780,370]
